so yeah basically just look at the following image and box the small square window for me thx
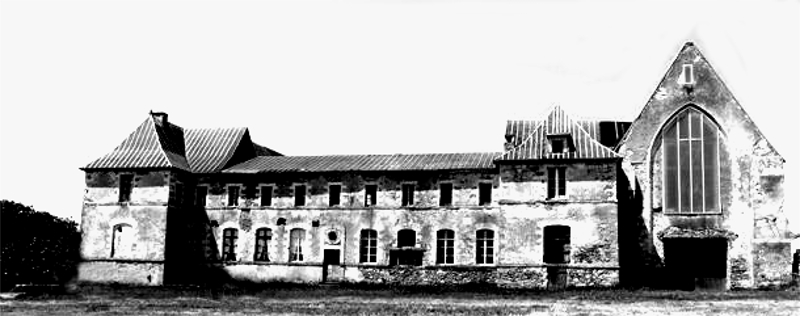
[551,139,565,153]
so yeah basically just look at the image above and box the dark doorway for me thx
[322,249,340,283]
[664,238,728,290]
[544,225,571,289]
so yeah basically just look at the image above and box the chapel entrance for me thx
[663,238,728,290]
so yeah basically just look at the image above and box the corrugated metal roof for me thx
[184,127,249,173]
[498,106,622,161]
[83,117,192,170]
[223,152,500,173]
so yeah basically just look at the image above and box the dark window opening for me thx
[260,186,272,207]
[174,183,183,205]
[397,229,416,248]
[392,229,422,266]
[329,184,341,207]
[401,184,415,206]
[439,183,453,206]
[222,228,238,261]
[119,174,133,203]
[551,138,565,153]
[294,185,306,207]
[543,225,571,264]
[359,229,377,263]
[479,183,492,206]
[436,229,455,264]
[195,186,207,207]
[227,186,240,207]
[365,184,377,207]
[476,229,494,264]
[547,167,567,199]
[289,228,305,262]
[254,228,272,262]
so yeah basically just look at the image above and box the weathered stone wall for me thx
[753,241,793,288]
[202,204,618,267]
[498,161,617,203]
[616,44,791,289]
[199,170,498,209]
[79,170,172,284]
[78,261,164,285]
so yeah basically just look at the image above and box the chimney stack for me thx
[150,111,168,126]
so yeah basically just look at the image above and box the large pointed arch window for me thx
[662,107,720,214]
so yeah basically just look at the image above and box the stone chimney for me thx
[150,111,168,126]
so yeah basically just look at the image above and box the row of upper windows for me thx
[201,182,495,208]
[114,169,573,205]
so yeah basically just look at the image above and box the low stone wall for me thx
[78,260,163,285]
[351,265,617,289]
[753,241,793,288]
[222,263,322,283]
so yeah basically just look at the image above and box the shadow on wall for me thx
[162,201,230,286]
[616,166,664,289]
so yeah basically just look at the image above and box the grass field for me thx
[1,284,798,315]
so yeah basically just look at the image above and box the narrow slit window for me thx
[681,64,695,84]
[547,167,567,199]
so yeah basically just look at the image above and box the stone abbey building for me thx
[78,43,792,290]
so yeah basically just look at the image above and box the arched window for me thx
[254,228,272,262]
[436,229,455,264]
[662,107,720,213]
[111,223,133,258]
[221,228,238,261]
[476,229,494,264]
[289,228,305,262]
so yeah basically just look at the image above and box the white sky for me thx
[1,0,798,229]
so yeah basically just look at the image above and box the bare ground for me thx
[1,285,798,315]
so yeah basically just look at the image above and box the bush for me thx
[0,200,81,291]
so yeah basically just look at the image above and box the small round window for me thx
[328,231,338,241]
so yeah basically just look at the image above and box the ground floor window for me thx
[254,228,272,262]
[436,229,455,264]
[289,228,305,262]
[222,228,238,261]
[360,229,377,263]
[543,225,571,263]
[476,229,494,264]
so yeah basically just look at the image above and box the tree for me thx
[0,200,81,291]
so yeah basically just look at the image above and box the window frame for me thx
[289,228,305,262]
[110,223,133,258]
[221,228,238,261]
[439,182,453,207]
[294,184,306,207]
[436,229,455,265]
[401,183,415,207]
[260,185,273,207]
[359,229,378,263]
[661,107,722,215]
[364,184,377,207]
[227,185,240,207]
[475,229,495,265]
[195,186,208,207]
[547,167,567,200]
[478,182,492,206]
[329,184,341,207]
[118,174,133,203]
[254,227,272,262]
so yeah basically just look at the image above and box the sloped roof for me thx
[505,120,631,149]
[224,152,499,174]
[497,106,621,161]
[83,114,282,172]
[83,117,191,171]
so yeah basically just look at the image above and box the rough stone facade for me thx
[77,42,793,290]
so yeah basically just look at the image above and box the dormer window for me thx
[680,64,695,85]
[547,135,574,154]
